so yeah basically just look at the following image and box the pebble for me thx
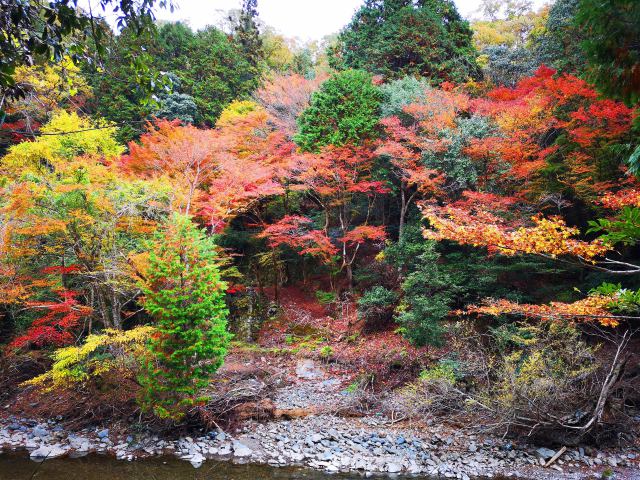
[0,415,637,479]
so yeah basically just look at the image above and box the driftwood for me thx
[544,446,567,467]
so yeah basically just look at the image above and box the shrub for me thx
[391,359,465,418]
[23,326,154,392]
[319,345,334,360]
[483,321,603,442]
[357,286,398,332]
[315,290,337,305]
[137,213,231,421]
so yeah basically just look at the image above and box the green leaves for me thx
[138,213,231,421]
[329,0,479,82]
[0,0,172,100]
[589,282,640,314]
[587,206,640,246]
[295,70,382,152]
[574,0,640,105]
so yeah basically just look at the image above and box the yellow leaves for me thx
[23,326,155,392]
[1,111,123,180]
[128,251,151,283]
[7,58,92,119]
[509,215,610,261]
[466,294,620,327]
[216,100,266,128]
[422,205,612,262]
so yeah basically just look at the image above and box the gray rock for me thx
[189,452,205,468]
[30,444,67,461]
[32,425,49,438]
[386,463,402,473]
[97,428,109,439]
[295,359,325,380]
[536,447,556,459]
[233,441,253,457]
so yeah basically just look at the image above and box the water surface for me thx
[0,453,427,480]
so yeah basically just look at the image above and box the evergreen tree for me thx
[329,0,480,82]
[533,0,583,75]
[384,224,457,347]
[234,0,265,71]
[295,70,381,151]
[575,0,640,105]
[138,213,231,421]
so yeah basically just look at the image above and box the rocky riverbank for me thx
[1,415,638,479]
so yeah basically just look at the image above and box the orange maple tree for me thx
[467,65,635,200]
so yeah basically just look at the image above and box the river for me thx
[0,453,435,479]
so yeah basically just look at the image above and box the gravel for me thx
[1,415,638,478]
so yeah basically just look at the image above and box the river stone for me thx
[30,444,67,461]
[97,428,109,439]
[386,462,402,473]
[189,452,205,468]
[32,425,49,438]
[536,447,556,459]
[233,441,253,457]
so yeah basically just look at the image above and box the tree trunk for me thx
[399,187,407,240]
[345,263,353,291]
[111,291,122,329]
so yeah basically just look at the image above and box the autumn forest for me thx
[0,0,639,477]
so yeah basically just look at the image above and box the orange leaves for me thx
[422,203,611,261]
[600,188,640,209]
[465,295,619,327]
[15,219,68,237]
[121,119,217,212]
[339,225,386,245]
[254,73,327,136]
[402,87,469,134]
[123,116,290,229]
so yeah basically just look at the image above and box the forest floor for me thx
[1,287,639,478]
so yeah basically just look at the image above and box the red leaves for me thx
[259,216,337,262]
[41,264,81,275]
[8,290,92,351]
[293,144,388,198]
[467,65,635,199]
[600,187,640,209]
[378,116,444,194]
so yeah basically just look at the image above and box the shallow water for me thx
[0,453,427,480]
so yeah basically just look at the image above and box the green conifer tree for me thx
[138,213,231,420]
